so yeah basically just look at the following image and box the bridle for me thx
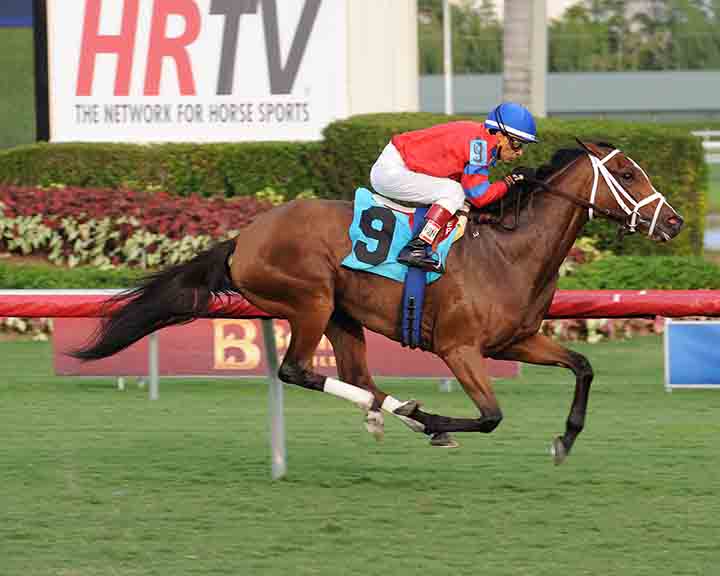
[535,147,668,237]
[587,148,667,236]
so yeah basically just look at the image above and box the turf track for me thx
[1,336,719,575]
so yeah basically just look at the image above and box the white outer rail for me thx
[692,130,720,164]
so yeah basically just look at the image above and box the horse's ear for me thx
[575,138,602,157]
[575,138,593,154]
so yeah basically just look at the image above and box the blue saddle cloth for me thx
[341,187,455,284]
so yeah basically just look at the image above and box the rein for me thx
[478,147,668,237]
[530,178,628,226]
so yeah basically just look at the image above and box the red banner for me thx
[53,318,519,379]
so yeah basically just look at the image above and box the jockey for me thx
[370,102,538,272]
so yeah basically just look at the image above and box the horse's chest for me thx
[424,268,555,352]
[470,291,550,347]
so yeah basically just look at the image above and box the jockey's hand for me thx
[503,167,536,188]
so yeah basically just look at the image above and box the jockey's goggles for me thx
[507,136,526,151]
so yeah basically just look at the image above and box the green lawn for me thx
[0,27,35,149]
[1,335,719,575]
[707,164,720,212]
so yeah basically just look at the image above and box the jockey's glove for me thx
[503,167,536,188]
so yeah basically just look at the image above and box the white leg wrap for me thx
[323,377,373,411]
[381,395,405,413]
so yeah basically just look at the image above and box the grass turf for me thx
[1,335,719,575]
[0,27,34,149]
[707,164,720,212]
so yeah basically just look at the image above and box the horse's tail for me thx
[71,238,237,361]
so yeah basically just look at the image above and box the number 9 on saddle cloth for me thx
[342,187,465,284]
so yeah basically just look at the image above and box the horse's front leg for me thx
[492,332,594,464]
[440,345,504,432]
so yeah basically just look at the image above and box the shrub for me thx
[0,261,141,289]
[0,186,274,268]
[0,142,321,198]
[540,317,665,344]
[558,255,720,289]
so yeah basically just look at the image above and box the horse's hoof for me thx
[365,410,384,441]
[550,436,568,465]
[393,399,422,417]
[430,432,459,448]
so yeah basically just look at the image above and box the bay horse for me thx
[73,140,683,464]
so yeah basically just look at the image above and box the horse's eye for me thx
[622,172,633,181]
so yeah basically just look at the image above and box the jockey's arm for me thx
[461,167,510,209]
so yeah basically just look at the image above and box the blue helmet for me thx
[485,102,538,143]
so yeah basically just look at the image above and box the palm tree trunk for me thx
[502,0,547,117]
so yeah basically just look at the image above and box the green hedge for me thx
[0,262,141,289]
[558,255,720,289]
[0,114,707,255]
[0,141,321,199]
[0,29,35,150]
[2,255,717,291]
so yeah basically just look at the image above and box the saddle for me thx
[341,188,468,348]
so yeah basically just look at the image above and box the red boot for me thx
[397,204,454,273]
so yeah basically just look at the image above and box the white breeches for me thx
[370,142,466,214]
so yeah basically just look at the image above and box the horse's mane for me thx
[476,142,615,218]
[534,148,585,182]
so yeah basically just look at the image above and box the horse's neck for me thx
[488,167,591,291]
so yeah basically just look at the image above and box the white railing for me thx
[692,131,720,165]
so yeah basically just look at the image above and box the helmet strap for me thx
[494,105,512,160]
[495,104,511,139]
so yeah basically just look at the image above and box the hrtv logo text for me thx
[76,0,321,97]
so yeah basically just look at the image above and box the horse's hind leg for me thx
[277,303,379,417]
[492,333,594,465]
[325,311,427,440]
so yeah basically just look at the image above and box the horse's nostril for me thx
[667,215,683,228]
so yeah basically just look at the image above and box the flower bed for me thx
[540,316,666,344]
[0,186,273,268]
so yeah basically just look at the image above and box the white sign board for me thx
[45,0,347,142]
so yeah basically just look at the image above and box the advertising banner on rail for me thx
[43,0,347,142]
[53,318,520,380]
[664,320,720,390]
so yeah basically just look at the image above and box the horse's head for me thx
[575,139,684,242]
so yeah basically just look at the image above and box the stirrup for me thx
[397,246,444,273]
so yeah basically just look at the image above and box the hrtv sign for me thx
[46,0,347,142]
